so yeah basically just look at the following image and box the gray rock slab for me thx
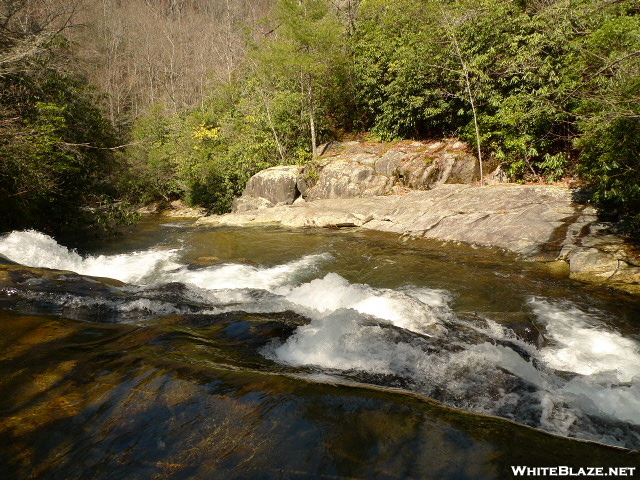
[200,185,573,255]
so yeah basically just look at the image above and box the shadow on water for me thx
[0,310,638,480]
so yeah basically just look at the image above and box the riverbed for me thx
[1,219,638,479]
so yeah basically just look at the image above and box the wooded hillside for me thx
[1,0,639,235]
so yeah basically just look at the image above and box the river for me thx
[0,219,638,479]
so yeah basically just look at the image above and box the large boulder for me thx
[232,165,302,213]
[304,159,392,200]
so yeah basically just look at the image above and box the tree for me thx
[256,0,350,157]
[572,3,640,232]
[72,0,273,128]
[353,0,466,140]
[0,0,129,235]
[0,0,81,77]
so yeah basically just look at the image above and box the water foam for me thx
[0,230,180,283]
[530,298,640,382]
[278,273,449,334]
[168,254,331,291]
[530,298,640,427]
[3,230,639,448]
[267,294,640,448]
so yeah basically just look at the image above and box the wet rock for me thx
[0,253,18,265]
[566,246,640,295]
[192,256,223,266]
[568,248,620,280]
[552,220,640,294]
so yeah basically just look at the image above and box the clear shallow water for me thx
[0,221,639,478]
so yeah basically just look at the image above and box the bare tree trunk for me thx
[259,88,287,161]
[310,104,317,158]
[308,82,317,158]
[463,66,483,185]
[443,11,484,185]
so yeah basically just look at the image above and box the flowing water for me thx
[0,219,639,479]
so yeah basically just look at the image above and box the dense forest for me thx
[1,0,639,236]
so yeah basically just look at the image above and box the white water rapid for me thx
[1,230,639,449]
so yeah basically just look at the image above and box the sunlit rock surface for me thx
[232,165,302,212]
[232,139,483,211]
[200,184,580,256]
[304,139,481,200]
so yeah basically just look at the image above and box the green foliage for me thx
[353,0,462,140]
[8,0,633,235]
[570,3,640,232]
[127,80,308,213]
[351,0,640,232]
[257,0,355,150]
[354,0,573,163]
[0,62,128,235]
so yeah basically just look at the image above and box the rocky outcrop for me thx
[302,139,482,201]
[201,184,578,256]
[138,200,206,217]
[231,139,489,213]
[558,225,640,294]
[198,184,640,294]
[162,200,207,217]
